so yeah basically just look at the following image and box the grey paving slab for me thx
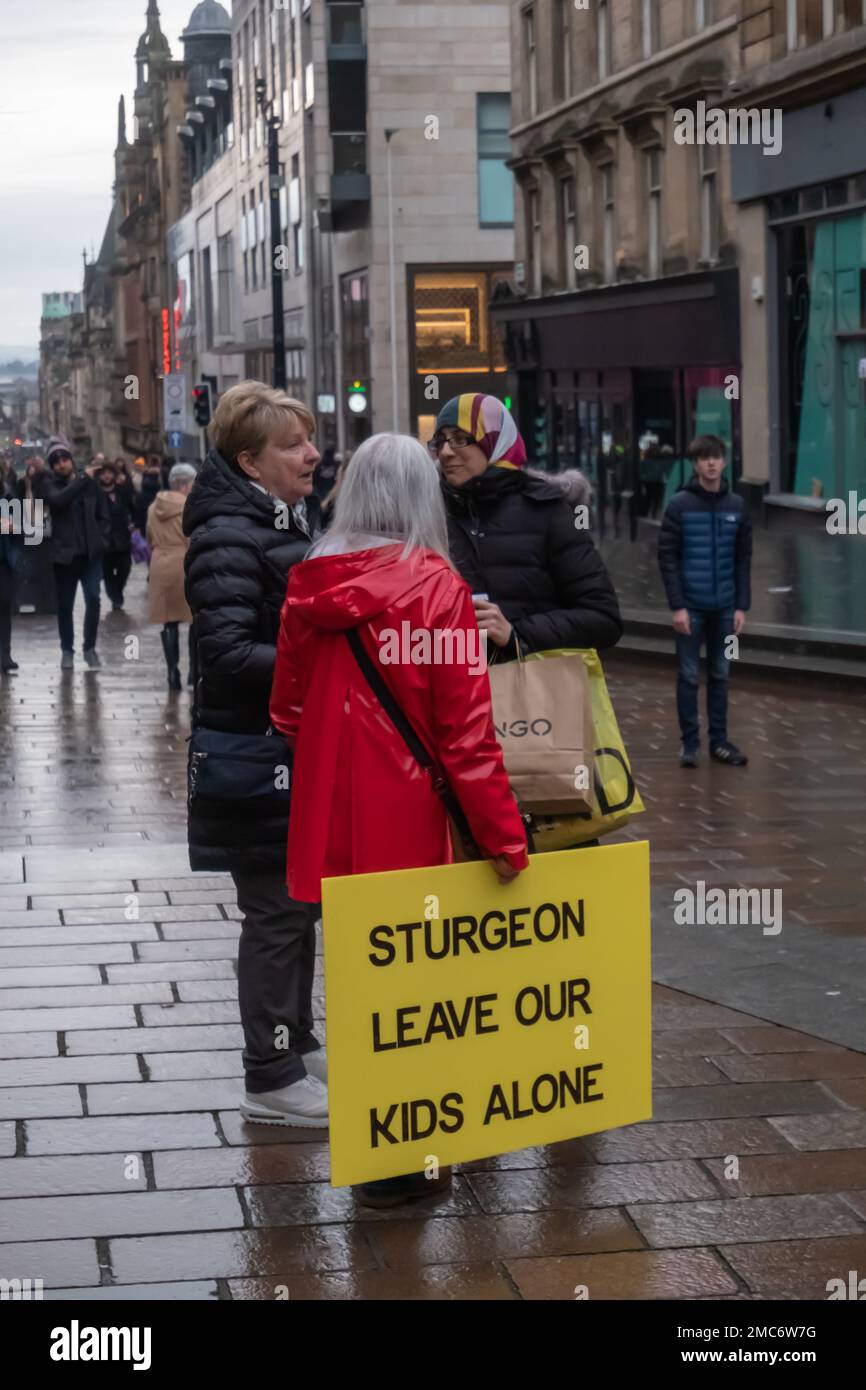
[21,844,192,883]
[651,891,866,1052]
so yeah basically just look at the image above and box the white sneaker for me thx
[240,1075,328,1129]
[303,1049,327,1084]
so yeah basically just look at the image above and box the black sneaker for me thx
[355,1169,452,1209]
[1,657,18,673]
[679,747,699,768]
[710,742,748,766]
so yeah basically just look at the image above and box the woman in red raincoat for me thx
[269,431,528,1206]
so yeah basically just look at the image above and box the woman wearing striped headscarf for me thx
[432,394,622,659]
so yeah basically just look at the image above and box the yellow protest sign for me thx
[322,840,651,1187]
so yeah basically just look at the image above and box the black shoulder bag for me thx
[186,623,293,817]
[345,628,481,861]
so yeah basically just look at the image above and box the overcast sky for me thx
[0,0,198,356]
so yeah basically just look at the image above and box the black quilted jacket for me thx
[183,448,319,870]
[443,466,622,657]
[184,447,317,736]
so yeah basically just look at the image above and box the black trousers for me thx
[230,865,321,1094]
[0,563,13,659]
[103,549,132,607]
[162,622,198,683]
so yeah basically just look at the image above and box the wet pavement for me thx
[0,569,865,1300]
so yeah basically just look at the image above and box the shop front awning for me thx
[491,268,740,370]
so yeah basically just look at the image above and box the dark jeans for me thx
[54,556,103,654]
[230,865,321,1094]
[103,549,131,607]
[0,564,13,658]
[675,608,733,750]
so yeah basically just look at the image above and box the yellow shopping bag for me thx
[521,648,644,849]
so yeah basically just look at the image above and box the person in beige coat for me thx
[147,463,197,691]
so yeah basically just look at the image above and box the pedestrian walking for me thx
[270,431,529,1207]
[134,457,163,532]
[146,463,196,691]
[97,462,134,612]
[31,440,110,670]
[657,434,752,768]
[184,380,327,1129]
[433,395,622,660]
[319,453,347,530]
[0,460,24,674]
[114,457,138,506]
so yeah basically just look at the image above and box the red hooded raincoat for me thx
[269,543,529,902]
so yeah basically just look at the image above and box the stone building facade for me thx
[729,0,866,528]
[110,2,191,457]
[219,0,515,449]
[495,0,744,529]
[495,0,866,533]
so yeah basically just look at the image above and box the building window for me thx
[289,0,299,111]
[279,184,288,271]
[286,347,306,398]
[202,246,214,348]
[527,187,542,295]
[328,3,364,45]
[523,8,537,118]
[700,144,718,263]
[647,148,662,278]
[560,175,577,289]
[602,164,616,284]
[412,271,507,375]
[217,233,233,337]
[598,0,611,80]
[258,181,267,281]
[248,198,258,289]
[694,0,714,29]
[477,94,513,227]
[290,154,303,272]
[553,0,573,101]
[642,0,658,58]
[241,195,249,291]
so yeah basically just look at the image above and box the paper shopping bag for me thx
[488,652,594,814]
[523,647,645,848]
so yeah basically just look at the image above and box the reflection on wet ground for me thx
[0,569,865,1299]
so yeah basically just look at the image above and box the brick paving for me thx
[0,567,864,1300]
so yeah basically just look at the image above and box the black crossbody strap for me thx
[345,628,480,859]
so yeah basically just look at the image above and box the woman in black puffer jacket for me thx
[434,394,622,658]
[183,380,328,1131]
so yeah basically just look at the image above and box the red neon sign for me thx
[161,308,171,377]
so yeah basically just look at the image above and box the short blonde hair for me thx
[209,380,316,463]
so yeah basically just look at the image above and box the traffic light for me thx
[193,383,212,428]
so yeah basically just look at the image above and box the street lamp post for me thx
[385,128,400,432]
[257,79,287,392]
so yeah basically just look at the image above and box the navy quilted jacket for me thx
[658,476,752,612]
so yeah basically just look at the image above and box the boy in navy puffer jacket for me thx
[658,435,752,768]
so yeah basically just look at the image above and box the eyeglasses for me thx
[428,433,475,457]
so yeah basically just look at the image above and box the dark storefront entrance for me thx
[496,269,741,539]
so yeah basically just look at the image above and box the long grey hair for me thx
[309,432,451,561]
